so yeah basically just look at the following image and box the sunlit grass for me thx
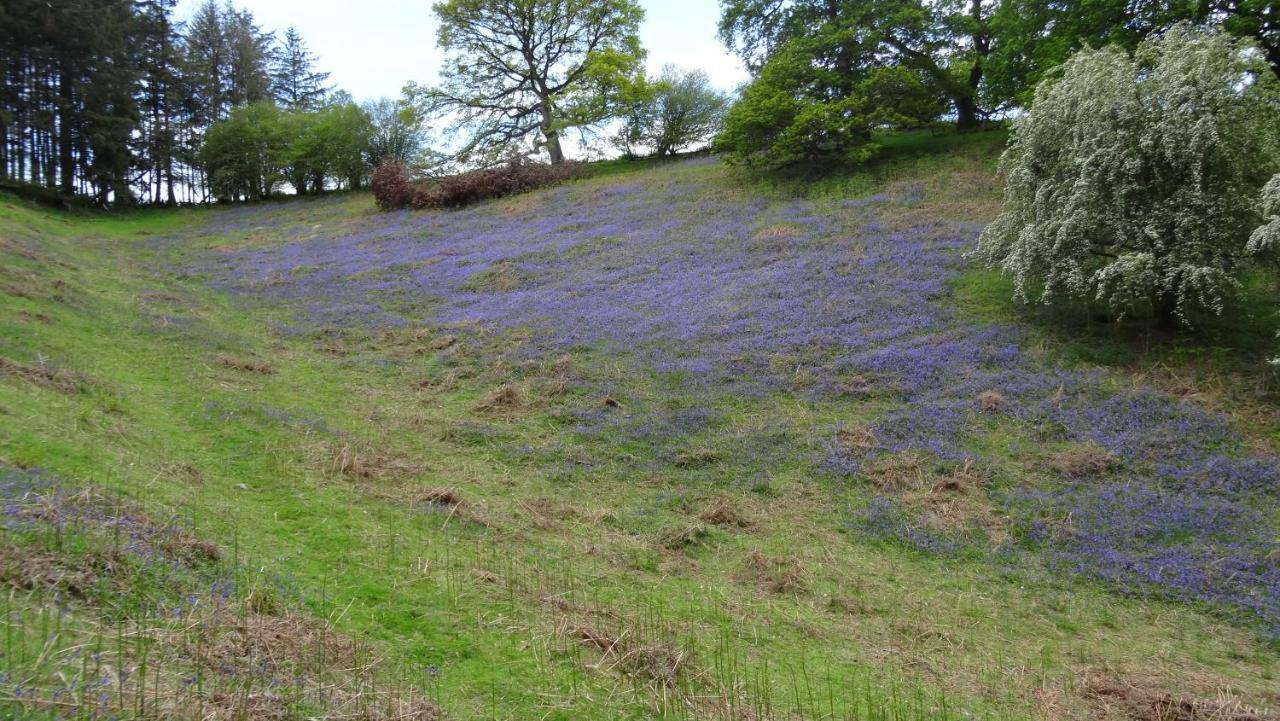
[2,137,1278,721]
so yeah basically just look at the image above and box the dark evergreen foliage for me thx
[0,0,329,205]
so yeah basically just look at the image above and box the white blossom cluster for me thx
[1248,174,1280,256]
[975,24,1280,324]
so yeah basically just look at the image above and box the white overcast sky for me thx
[174,0,749,104]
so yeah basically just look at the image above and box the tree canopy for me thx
[272,26,333,111]
[974,24,1280,326]
[407,0,646,165]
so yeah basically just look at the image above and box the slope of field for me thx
[2,139,1279,720]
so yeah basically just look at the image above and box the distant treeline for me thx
[0,0,400,205]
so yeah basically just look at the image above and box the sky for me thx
[173,0,750,104]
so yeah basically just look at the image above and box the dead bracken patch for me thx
[1086,677,1279,721]
[0,543,98,596]
[656,524,711,550]
[976,389,1008,412]
[216,355,275,374]
[429,334,458,350]
[672,447,721,468]
[1048,443,1116,478]
[739,550,807,594]
[473,384,525,413]
[570,625,687,689]
[866,455,1009,545]
[420,487,463,507]
[835,422,876,450]
[697,497,754,529]
[185,611,357,679]
[0,356,83,393]
[329,444,420,480]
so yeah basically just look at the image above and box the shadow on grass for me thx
[954,267,1280,411]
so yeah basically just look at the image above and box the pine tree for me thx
[223,4,274,108]
[271,26,331,111]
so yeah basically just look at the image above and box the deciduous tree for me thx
[407,0,646,164]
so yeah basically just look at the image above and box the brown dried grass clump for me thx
[177,606,446,721]
[697,497,754,529]
[656,524,711,551]
[866,455,1009,545]
[420,487,463,507]
[672,447,721,468]
[520,497,614,530]
[428,334,458,350]
[0,356,83,393]
[864,452,928,493]
[473,384,525,414]
[1086,676,1279,721]
[570,626,687,689]
[187,612,358,678]
[752,223,805,240]
[976,389,1008,412]
[826,596,871,615]
[739,550,807,594]
[216,355,275,374]
[0,544,98,596]
[329,444,420,480]
[835,422,876,450]
[16,310,53,324]
[1048,443,1116,478]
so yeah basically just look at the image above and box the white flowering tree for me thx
[1249,175,1280,256]
[975,24,1280,326]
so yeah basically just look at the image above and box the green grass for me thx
[2,142,1279,721]
[953,265,1280,448]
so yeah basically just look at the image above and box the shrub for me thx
[371,157,577,211]
[370,159,415,210]
[975,24,1280,326]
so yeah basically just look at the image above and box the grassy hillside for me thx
[2,136,1279,721]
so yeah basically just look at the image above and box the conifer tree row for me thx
[0,0,337,205]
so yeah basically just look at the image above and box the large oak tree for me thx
[409,0,646,164]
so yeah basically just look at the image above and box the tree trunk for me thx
[539,101,565,165]
[58,70,74,196]
[955,0,989,132]
[544,130,565,165]
[955,95,980,131]
[1152,291,1180,330]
